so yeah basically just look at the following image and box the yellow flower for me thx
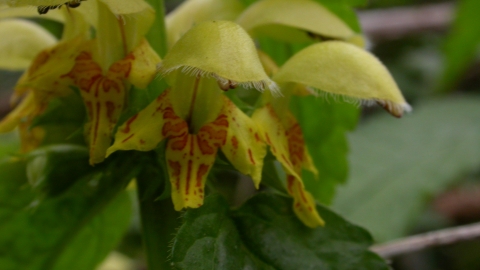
[165,0,244,49]
[107,21,273,211]
[252,42,411,227]
[237,0,364,46]
[0,7,89,151]
[0,0,160,163]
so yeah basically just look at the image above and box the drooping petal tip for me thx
[376,100,412,118]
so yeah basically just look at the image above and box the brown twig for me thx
[359,2,455,41]
[371,222,480,258]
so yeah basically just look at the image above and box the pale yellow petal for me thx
[100,0,152,15]
[160,20,277,93]
[252,105,323,227]
[251,105,298,178]
[14,36,84,102]
[1,0,65,7]
[93,0,154,70]
[63,51,130,164]
[72,0,97,30]
[302,147,318,177]
[127,39,161,89]
[168,75,224,133]
[0,91,37,132]
[287,176,324,227]
[237,0,354,43]
[283,112,319,177]
[273,41,411,117]
[100,0,155,52]
[106,90,187,155]
[0,5,64,21]
[166,0,244,48]
[0,19,56,70]
[167,114,227,210]
[221,96,266,187]
[60,8,90,41]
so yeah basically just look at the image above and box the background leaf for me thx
[0,151,139,270]
[438,0,480,92]
[171,193,389,270]
[0,132,19,157]
[315,0,363,32]
[332,96,480,242]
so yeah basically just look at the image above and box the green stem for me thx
[137,165,179,270]
[146,0,168,58]
[145,0,168,101]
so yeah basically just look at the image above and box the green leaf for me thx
[172,193,389,269]
[291,96,359,204]
[26,144,92,197]
[438,0,480,92]
[343,0,367,7]
[0,152,139,270]
[171,194,273,270]
[332,96,480,242]
[314,0,362,32]
[31,92,86,128]
[31,93,86,146]
[0,132,19,158]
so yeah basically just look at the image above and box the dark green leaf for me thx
[30,93,86,146]
[0,132,19,158]
[31,93,85,128]
[333,96,480,241]
[315,0,362,32]
[26,144,92,197]
[438,0,480,92]
[291,96,359,204]
[343,0,367,7]
[171,194,273,270]
[0,153,140,270]
[172,193,389,270]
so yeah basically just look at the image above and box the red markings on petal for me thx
[168,160,182,191]
[286,122,304,170]
[121,133,134,143]
[248,149,255,164]
[254,133,261,142]
[92,102,101,145]
[185,160,193,195]
[105,101,115,122]
[196,164,209,187]
[121,114,138,133]
[231,136,238,150]
[169,132,189,151]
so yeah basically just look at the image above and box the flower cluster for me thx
[0,0,409,228]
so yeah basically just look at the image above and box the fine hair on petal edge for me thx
[314,88,412,113]
[158,64,281,95]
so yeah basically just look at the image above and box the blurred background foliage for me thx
[1,0,480,269]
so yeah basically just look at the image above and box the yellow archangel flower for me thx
[107,21,273,211]
[0,0,159,163]
[253,41,411,227]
